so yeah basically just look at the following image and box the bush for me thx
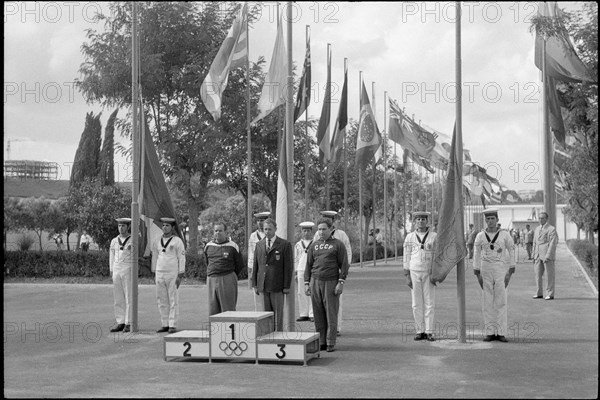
[359,244,400,262]
[16,234,35,251]
[567,239,598,289]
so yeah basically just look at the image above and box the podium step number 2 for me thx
[163,311,320,365]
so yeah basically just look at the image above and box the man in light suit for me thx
[532,212,559,300]
[252,218,293,331]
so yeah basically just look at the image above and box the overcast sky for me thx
[4,1,585,191]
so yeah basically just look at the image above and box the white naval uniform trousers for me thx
[109,236,133,325]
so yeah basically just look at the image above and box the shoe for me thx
[110,323,125,333]
[320,344,327,351]
[296,316,309,322]
[532,295,543,299]
[168,327,176,333]
[414,333,426,341]
[544,296,554,300]
[496,335,508,342]
[309,317,314,322]
[336,330,341,336]
[326,345,335,352]
[156,326,169,333]
[483,335,494,342]
[123,325,131,333]
[426,333,435,342]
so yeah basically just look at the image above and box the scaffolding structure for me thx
[3,160,59,180]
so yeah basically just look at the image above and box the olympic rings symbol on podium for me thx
[219,340,248,356]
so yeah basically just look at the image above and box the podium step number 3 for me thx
[163,311,320,366]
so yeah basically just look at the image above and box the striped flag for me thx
[138,112,183,257]
[293,30,311,122]
[252,16,288,125]
[431,124,467,285]
[275,130,288,238]
[355,81,382,169]
[330,61,347,164]
[200,3,247,121]
[388,98,437,159]
[316,45,332,164]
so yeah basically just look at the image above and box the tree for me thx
[68,178,131,250]
[99,109,118,186]
[4,197,25,250]
[18,197,58,251]
[48,198,79,251]
[75,2,272,255]
[71,112,102,188]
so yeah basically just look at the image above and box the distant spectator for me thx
[80,231,91,252]
[54,234,63,251]
[375,229,384,246]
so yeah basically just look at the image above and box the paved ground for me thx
[3,242,598,398]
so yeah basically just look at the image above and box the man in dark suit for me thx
[252,218,293,331]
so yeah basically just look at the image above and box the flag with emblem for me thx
[294,30,311,122]
[388,98,437,159]
[200,3,247,121]
[355,81,382,169]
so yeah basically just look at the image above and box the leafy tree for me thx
[71,112,102,187]
[4,197,24,250]
[99,109,118,186]
[67,178,131,250]
[48,198,79,251]
[18,197,59,251]
[75,2,274,255]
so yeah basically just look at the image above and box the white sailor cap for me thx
[299,221,315,229]
[482,208,499,218]
[253,211,271,219]
[319,210,338,218]
[115,218,132,224]
[160,217,177,224]
[412,211,431,219]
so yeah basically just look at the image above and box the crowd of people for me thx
[106,208,558,348]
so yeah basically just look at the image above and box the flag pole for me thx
[246,2,253,291]
[130,1,140,333]
[371,81,377,267]
[455,1,466,343]
[343,58,349,233]
[304,25,310,220]
[393,123,398,260]
[359,71,363,269]
[541,27,556,227]
[284,0,295,332]
[383,90,388,264]
[325,43,332,210]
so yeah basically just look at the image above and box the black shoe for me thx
[156,326,169,333]
[483,335,494,342]
[168,327,176,333]
[496,335,508,342]
[414,333,426,341]
[296,316,309,322]
[320,344,327,351]
[326,345,335,352]
[110,323,125,333]
[532,295,543,299]
[309,317,314,322]
[426,333,435,342]
[123,325,131,333]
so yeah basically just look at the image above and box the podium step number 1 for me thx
[163,311,320,366]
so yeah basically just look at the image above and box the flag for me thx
[330,62,347,164]
[407,151,435,174]
[355,81,382,169]
[275,130,288,239]
[138,114,183,257]
[546,76,566,147]
[316,45,332,164]
[200,3,247,121]
[293,30,311,122]
[252,16,288,125]
[534,2,593,83]
[431,124,467,285]
[388,99,437,159]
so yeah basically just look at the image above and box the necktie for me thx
[267,238,271,251]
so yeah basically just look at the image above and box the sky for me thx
[3,1,586,192]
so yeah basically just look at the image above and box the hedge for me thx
[3,250,211,281]
[566,239,598,287]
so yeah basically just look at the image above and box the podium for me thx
[164,311,320,366]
